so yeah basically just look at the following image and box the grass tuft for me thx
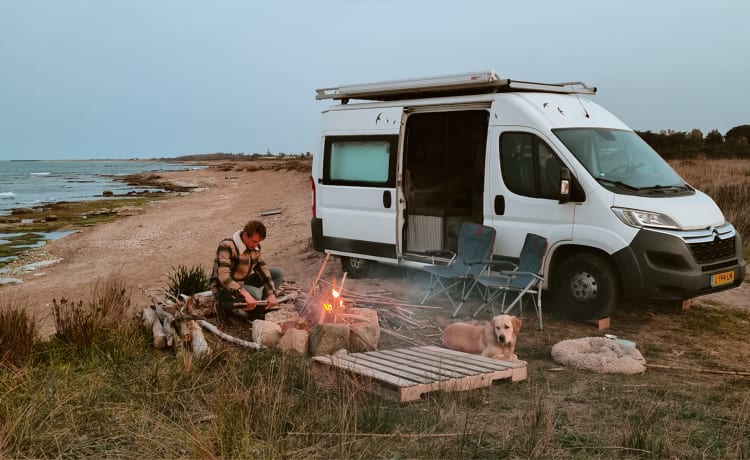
[52,275,133,351]
[165,264,211,300]
[0,293,38,369]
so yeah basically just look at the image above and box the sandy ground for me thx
[3,162,324,337]
[2,160,747,339]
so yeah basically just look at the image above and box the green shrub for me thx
[165,264,210,300]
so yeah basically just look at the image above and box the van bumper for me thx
[311,217,324,252]
[613,226,746,303]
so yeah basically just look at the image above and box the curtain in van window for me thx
[330,141,391,183]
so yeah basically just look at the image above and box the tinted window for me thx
[500,132,562,199]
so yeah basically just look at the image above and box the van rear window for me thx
[323,135,397,186]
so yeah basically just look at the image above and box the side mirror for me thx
[559,167,571,204]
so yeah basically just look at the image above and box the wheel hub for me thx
[569,272,598,302]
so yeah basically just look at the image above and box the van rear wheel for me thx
[553,254,619,320]
[340,256,370,279]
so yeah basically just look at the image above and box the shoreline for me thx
[0,174,201,272]
[1,156,312,283]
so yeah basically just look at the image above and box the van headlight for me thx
[611,207,680,230]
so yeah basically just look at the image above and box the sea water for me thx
[0,159,204,269]
[0,160,203,215]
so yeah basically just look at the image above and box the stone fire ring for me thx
[551,337,646,374]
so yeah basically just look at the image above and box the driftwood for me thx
[152,316,167,349]
[198,320,263,350]
[154,305,176,347]
[141,307,157,328]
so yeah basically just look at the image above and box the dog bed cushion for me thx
[551,337,646,374]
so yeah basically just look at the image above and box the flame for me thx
[323,303,332,312]
[332,289,340,299]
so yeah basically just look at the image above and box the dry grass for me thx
[0,293,37,369]
[670,157,750,245]
[52,275,134,350]
[2,284,750,458]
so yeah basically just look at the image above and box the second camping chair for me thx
[472,233,548,329]
[420,222,496,317]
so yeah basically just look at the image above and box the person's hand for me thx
[239,290,257,310]
[266,294,278,309]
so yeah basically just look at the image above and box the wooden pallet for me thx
[310,346,527,403]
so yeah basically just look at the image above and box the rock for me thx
[0,278,23,286]
[102,190,114,196]
[252,319,282,348]
[264,308,300,332]
[309,323,350,356]
[345,307,380,352]
[277,328,309,355]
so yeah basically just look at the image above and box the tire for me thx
[340,256,370,279]
[552,253,619,320]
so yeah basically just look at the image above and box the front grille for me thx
[688,236,736,264]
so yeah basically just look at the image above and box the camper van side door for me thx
[316,135,400,262]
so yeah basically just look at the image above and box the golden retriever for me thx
[441,314,522,361]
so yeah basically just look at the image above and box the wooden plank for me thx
[310,346,527,402]
[390,347,510,376]
[579,317,610,330]
[259,207,282,216]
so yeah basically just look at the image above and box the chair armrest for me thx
[498,270,543,280]
[487,260,519,271]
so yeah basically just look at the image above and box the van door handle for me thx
[494,195,505,215]
[383,191,392,208]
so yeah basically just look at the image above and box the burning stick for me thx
[309,252,331,294]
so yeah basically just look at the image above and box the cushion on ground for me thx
[551,337,646,374]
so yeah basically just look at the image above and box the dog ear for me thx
[511,316,522,334]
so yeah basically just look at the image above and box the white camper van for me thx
[310,70,746,319]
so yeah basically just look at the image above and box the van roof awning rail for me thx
[315,70,597,102]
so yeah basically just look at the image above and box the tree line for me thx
[637,124,750,159]
[161,126,750,161]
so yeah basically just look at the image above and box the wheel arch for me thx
[546,243,623,296]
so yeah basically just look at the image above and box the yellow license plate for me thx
[711,271,735,287]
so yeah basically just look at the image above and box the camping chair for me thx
[420,222,496,317]
[472,233,548,329]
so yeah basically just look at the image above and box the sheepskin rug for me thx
[551,337,646,374]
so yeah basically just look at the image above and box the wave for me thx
[0,192,15,199]
[29,172,51,176]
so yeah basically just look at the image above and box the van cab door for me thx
[316,135,400,263]
[488,127,576,259]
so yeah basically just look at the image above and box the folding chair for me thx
[420,222,496,317]
[472,233,548,329]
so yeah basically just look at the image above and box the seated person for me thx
[210,220,284,316]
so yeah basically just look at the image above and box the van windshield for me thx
[553,128,692,195]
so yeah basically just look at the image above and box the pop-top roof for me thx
[315,70,596,102]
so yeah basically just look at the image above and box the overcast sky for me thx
[2,0,748,161]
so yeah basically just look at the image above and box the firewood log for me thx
[189,320,211,358]
[198,320,263,350]
[142,307,157,329]
[154,305,176,347]
[152,317,166,349]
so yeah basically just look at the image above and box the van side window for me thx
[323,135,398,186]
[500,132,562,199]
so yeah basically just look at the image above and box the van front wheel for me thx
[553,254,619,320]
[340,256,370,279]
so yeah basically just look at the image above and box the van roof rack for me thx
[315,70,596,102]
